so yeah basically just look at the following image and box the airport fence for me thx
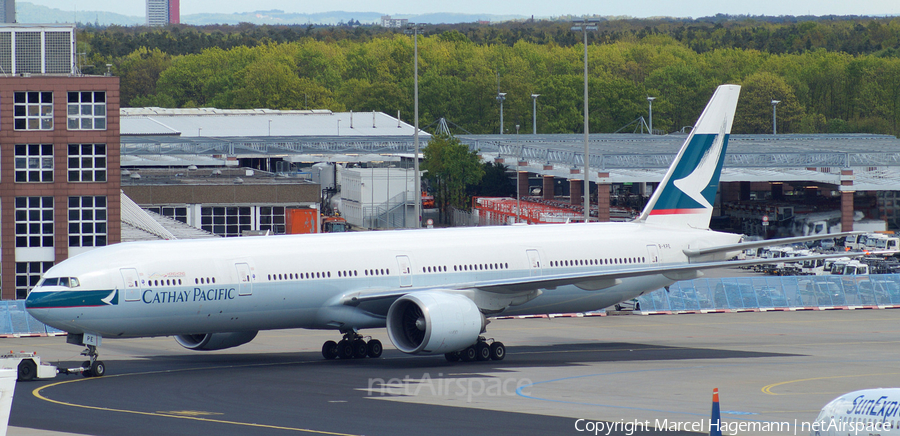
[0,300,65,337]
[635,273,900,313]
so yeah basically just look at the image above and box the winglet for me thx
[637,85,741,229]
[710,388,722,436]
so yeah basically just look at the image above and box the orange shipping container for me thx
[285,208,319,234]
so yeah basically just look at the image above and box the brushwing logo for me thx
[672,120,727,210]
[101,290,118,306]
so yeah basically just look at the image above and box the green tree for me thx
[116,47,175,107]
[733,72,804,134]
[470,162,515,198]
[422,134,485,224]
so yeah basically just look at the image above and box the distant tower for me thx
[0,0,15,23]
[147,0,179,26]
[168,0,179,24]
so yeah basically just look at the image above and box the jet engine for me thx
[174,331,259,351]
[386,291,485,355]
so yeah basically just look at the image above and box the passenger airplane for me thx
[24,84,851,378]
[811,388,900,436]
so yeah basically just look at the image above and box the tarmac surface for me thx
[6,308,900,436]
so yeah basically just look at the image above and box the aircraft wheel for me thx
[17,359,36,381]
[366,339,383,358]
[444,352,460,362]
[352,339,368,358]
[322,340,338,360]
[489,342,506,361]
[475,342,491,361]
[90,361,106,377]
[336,340,353,359]
[460,346,477,362]
[81,360,93,378]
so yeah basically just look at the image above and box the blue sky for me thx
[26,0,900,18]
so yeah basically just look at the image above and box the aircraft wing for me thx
[683,231,861,259]
[340,252,859,314]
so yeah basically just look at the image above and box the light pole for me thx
[771,100,780,135]
[516,124,521,223]
[572,18,598,223]
[406,22,426,228]
[497,92,507,135]
[531,94,540,134]
[647,96,656,135]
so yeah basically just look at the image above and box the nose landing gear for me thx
[80,345,106,377]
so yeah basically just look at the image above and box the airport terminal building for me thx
[0,26,120,300]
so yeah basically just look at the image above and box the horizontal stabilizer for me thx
[683,231,863,259]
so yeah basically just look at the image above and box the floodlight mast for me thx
[572,18,598,223]
[771,100,780,135]
[406,23,426,228]
[497,92,507,135]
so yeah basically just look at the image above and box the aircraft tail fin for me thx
[710,388,722,436]
[636,85,741,229]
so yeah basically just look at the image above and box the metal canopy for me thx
[122,135,426,156]
[120,132,900,169]
[457,133,900,169]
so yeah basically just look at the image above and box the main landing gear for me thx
[80,345,106,378]
[444,337,505,363]
[321,331,383,360]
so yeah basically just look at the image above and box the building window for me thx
[147,206,188,224]
[15,144,53,182]
[16,261,54,300]
[14,91,53,130]
[67,92,107,130]
[68,196,107,248]
[67,144,107,182]
[15,196,54,248]
[201,206,252,237]
[259,206,286,234]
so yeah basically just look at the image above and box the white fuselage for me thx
[811,388,900,436]
[26,221,739,338]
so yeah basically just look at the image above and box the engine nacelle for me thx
[174,331,259,351]
[386,291,485,355]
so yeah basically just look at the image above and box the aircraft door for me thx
[235,263,252,296]
[120,268,142,302]
[396,256,412,287]
[526,249,542,276]
[646,245,660,264]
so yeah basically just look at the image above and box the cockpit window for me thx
[38,277,80,288]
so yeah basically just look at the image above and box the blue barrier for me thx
[636,274,900,312]
[0,301,65,337]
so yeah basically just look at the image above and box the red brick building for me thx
[0,76,120,300]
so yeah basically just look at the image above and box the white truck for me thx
[830,259,870,276]
[0,352,58,381]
